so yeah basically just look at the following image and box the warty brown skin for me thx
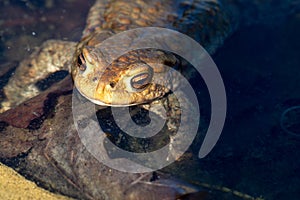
[1,0,232,111]
[0,0,297,199]
[0,0,232,199]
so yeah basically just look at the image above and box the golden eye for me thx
[77,53,86,71]
[130,72,152,90]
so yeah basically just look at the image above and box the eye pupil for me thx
[131,72,151,89]
[78,53,86,71]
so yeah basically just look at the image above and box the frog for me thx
[2,0,296,110]
[1,0,232,111]
[0,0,297,199]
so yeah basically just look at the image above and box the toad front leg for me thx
[142,89,199,162]
[1,40,76,112]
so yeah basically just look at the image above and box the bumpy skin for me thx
[73,0,232,106]
[1,0,298,110]
[0,1,232,199]
[0,0,297,199]
[1,0,233,111]
[1,41,76,111]
[82,0,231,51]
[73,35,179,106]
[0,1,233,199]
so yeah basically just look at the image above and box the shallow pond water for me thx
[0,1,299,200]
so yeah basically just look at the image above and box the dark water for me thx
[205,17,300,199]
[0,1,299,200]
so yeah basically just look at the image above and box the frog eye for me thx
[77,53,87,72]
[130,72,153,90]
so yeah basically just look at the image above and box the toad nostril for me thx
[92,77,98,82]
[79,64,86,72]
[110,82,116,88]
